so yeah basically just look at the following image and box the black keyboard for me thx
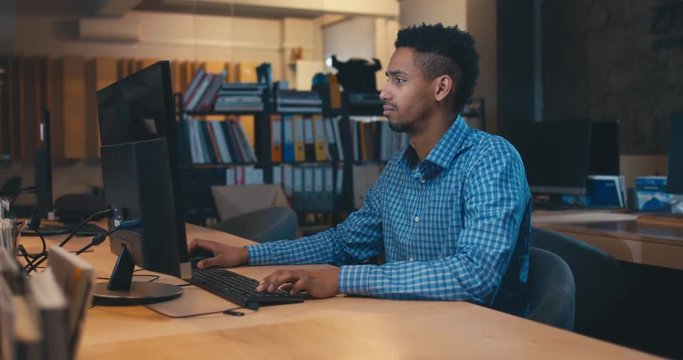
[190,268,307,310]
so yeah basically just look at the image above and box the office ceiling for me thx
[135,0,321,18]
[134,0,398,19]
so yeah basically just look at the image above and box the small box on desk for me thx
[586,175,626,208]
[635,176,674,211]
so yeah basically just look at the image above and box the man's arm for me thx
[339,140,530,304]
[247,175,386,266]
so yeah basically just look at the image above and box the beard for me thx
[387,118,410,133]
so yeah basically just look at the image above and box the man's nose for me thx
[379,86,390,101]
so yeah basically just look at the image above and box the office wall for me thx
[466,0,498,133]
[0,0,15,55]
[12,11,289,80]
[542,0,683,154]
[400,0,468,29]
[323,17,376,62]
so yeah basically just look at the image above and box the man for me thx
[190,23,531,314]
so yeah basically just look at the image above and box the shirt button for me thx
[420,177,426,184]
[414,216,420,222]
[409,257,415,262]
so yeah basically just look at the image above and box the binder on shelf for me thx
[324,165,335,211]
[323,117,338,161]
[302,166,314,212]
[270,114,282,163]
[272,165,282,185]
[282,115,295,163]
[335,163,344,198]
[312,166,325,211]
[303,117,316,162]
[293,115,306,162]
[282,164,294,197]
[293,166,304,211]
[312,115,328,162]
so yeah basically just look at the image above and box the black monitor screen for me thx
[96,61,188,286]
[505,120,592,195]
[668,114,683,195]
[589,120,620,176]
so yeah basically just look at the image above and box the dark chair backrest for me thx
[209,206,297,243]
[530,227,625,337]
[527,247,576,330]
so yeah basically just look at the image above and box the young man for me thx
[190,23,531,314]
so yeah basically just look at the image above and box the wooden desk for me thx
[532,210,683,270]
[21,223,655,359]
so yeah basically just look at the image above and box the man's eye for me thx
[395,78,406,84]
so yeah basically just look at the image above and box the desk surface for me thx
[533,210,683,270]
[22,223,655,359]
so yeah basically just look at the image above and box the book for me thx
[635,176,673,211]
[26,268,68,360]
[12,295,42,360]
[0,276,14,360]
[0,245,22,294]
[182,68,206,110]
[587,175,626,208]
[47,246,95,358]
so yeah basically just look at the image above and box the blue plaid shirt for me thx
[248,117,531,312]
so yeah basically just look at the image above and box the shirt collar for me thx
[402,115,472,176]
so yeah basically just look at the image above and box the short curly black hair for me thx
[395,23,480,114]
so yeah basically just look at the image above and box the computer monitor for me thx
[504,120,592,196]
[589,120,620,176]
[95,61,190,305]
[35,111,53,219]
[667,114,683,195]
[21,112,73,236]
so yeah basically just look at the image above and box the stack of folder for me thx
[0,246,95,360]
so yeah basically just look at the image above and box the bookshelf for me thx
[269,89,346,232]
[174,73,270,225]
[175,67,349,231]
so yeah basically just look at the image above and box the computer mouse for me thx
[188,248,214,267]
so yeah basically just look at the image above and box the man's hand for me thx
[256,268,340,299]
[187,238,249,269]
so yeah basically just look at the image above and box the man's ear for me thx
[434,75,454,103]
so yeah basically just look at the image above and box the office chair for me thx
[527,247,576,331]
[209,206,298,243]
[530,227,625,338]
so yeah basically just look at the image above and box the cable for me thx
[145,305,250,319]
[58,208,113,248]
[23,208,114,273]
[97,269,160,283]
[75,219,142,255]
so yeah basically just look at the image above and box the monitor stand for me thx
[92,244,183,306]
